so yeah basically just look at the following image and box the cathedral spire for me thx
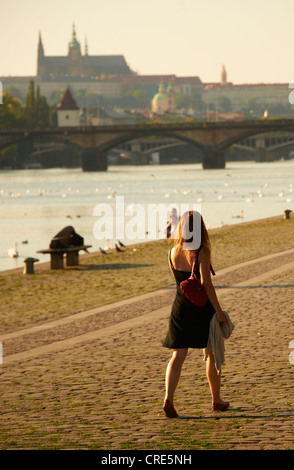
[37,31,45,76]
[68,23,80,49]
[38,31,44,59]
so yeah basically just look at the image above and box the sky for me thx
[1,0,294,84]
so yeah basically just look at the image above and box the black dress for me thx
[163,248,215,349]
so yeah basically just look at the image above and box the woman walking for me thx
[162,211,229,418]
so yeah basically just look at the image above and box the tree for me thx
[0,92,27,128]
[36,85,49,127]
[24,79,36,126]
[218,96,231,113]
[24,80,49,127]
[176,93,191,110]
[131,90,149,108]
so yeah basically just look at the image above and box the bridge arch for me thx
[82,129,206,169]
[0,132,82,169]
[218,127,294,152]
[94,129,205,155]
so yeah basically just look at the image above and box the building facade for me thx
[37,25,132,80]
[57,88,80,127]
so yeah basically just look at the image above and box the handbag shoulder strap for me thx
[192,246,215,276]
[191,247,201,274]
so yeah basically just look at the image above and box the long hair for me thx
[173,210,211,253]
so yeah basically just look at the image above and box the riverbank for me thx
[1,214,294,334]
[0,214,294,450]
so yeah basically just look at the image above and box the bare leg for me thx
[164,348,188,405]
[206,352,229,407]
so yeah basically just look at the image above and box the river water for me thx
[0,160,293,272]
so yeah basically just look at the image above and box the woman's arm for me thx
[199,247,227,324]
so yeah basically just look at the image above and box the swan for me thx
[232,209,244,219]
[104,239,113,251]
[246,193,255,203]
[7,242,18,258]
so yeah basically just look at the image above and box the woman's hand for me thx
[216,310,227,325]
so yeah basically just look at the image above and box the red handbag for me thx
[180,250,215,307]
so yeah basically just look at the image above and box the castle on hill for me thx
[37,24,132,79]
[0,25,291,118]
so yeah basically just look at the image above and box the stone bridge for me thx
[1,119,294,170]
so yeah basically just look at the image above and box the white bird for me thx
[245,193,255,203]
[7,242,18,258]
[232,209,244,219]
[104,240,112,251]
[217,194,224,200]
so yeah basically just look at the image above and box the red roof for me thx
[123,75,202,85]
[57,88,79,110]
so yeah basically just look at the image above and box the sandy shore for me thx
[1,241,294,449]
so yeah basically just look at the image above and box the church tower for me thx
[221,64,227,85]
[37,32,45,76]
[67,24,83,76]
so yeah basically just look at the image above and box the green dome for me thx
[153,92,167,101]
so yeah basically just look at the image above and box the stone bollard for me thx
[23,257,39,275]
[284,209,292,220]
